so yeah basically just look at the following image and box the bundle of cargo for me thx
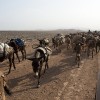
[72,35,82,43]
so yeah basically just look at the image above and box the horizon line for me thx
[0,28,89,31]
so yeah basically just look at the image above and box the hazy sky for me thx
[0,0,100,30]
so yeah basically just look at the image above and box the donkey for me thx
[8,38,26,62]
[52,37,60,50]
[52,34,65,52]
[65,36,71,49]
[0,43,15,74]
[96,39,100,53]
[27,39,52,88]
[74,41,83,67]
[94,35,100,53]
[86,38,96,58]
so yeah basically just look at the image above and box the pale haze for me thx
[0,0,100,30]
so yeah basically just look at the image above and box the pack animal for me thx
[74,42,83,67]
[0,43,15,74]
[86,38,96,58]
[8,38,26,62]
[27,39,52,88]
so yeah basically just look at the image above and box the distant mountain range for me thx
[0,29,86,35]
[27,29,85,34]
[51,29,84,33]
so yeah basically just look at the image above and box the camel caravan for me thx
[52,30,100,65]
[52,33,65,52]
[1,30,100,99]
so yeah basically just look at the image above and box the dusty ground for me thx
[0,33,99,100]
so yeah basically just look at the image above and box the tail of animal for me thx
[32,58,39,73]
[32,57,43,73]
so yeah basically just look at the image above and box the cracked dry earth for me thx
[0,40,98,100]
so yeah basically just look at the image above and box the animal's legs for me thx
[87,48,90,57]
[44,61,49,73]
[15,52,20,62]
[92,49,94,58]
[24,49,26,59]
[8,58,12,74]
[12,53,16,69]
[37,61,43,88]
[21,50,24,61]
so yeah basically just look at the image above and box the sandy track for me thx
[0,41,98,100]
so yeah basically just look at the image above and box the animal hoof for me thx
[44,70,46,73]
[34,75,38,78]
[77,66,80,68]
[35,72,38,76]
[6,72,10,75]
[14,67,16,70]
[37,85,40,88]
